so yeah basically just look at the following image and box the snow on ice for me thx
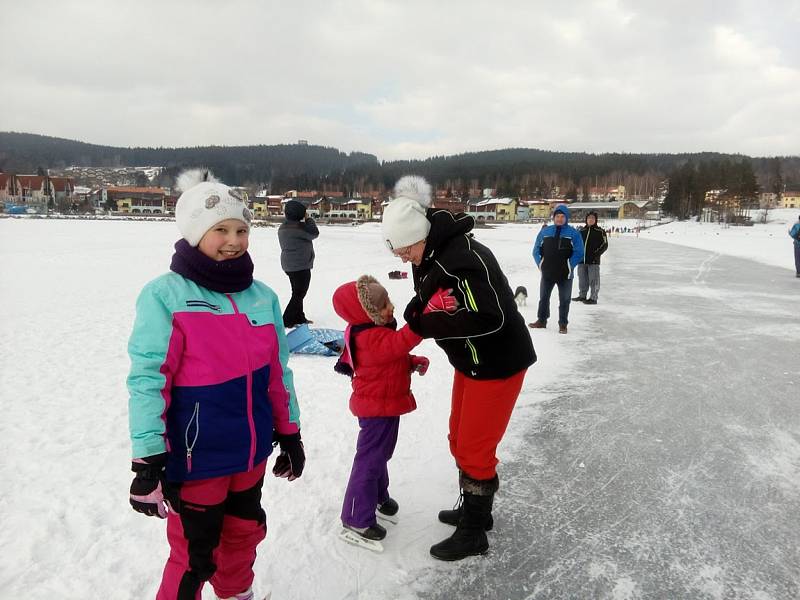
[0,210,798,599]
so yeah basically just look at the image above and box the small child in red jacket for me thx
[332,275,455,549]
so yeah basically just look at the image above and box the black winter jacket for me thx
[278,219,319,272]
[403,209,536,380]
[579,224,608,265]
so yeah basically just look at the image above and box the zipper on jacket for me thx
[185,402,200,473]
[227,293,257,470]
[466,339,480,365]
[584,229,591,262]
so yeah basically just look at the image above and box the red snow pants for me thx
[448,369,527,480]
[156,461,267,600]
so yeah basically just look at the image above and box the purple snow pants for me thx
[341,416,400,528]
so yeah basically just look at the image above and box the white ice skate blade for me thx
[376,511,399,525]
[338,528,384,553]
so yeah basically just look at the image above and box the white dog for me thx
[514,285,528,307]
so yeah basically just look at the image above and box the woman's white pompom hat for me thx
[174,169,252,246]
[382,175,433,250]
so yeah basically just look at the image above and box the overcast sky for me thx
[2,0,798,160]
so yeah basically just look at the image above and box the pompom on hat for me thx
[381,175,433,251]
[174,169,253,246]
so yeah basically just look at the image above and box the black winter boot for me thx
[430,492,493,560]
[430,474,497,561]
[437,471,497,530]
[437,495,494,531]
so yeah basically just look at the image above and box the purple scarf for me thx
[170,239,254,293]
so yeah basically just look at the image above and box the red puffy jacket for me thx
[332,281,422,417]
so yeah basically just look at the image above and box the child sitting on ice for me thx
[331,275,456,549]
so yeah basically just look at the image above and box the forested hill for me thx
[1,131,797,195]
[0,132,378,189]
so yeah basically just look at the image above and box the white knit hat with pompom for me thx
[381,175,433,250]
[174,169,252,246]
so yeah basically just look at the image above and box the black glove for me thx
[403,297,424,334]
[130,452,168,518]
[272,431,305,481]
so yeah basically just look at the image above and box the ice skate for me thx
[338,522,386,553]
[376,498,399,524]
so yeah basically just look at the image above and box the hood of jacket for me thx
[332,276,390,326]
[332,281,371,326]
[553,204,570,224]
[422,209,475,262]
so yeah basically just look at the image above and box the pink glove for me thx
[423,288,458,314]
[411,355,430,375]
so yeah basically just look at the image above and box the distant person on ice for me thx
[332,275,447,550]
[126,169,304,600]
[382,175,536,561]
[529,204,584,334]
[278,199,319,328]
[790,214,800,277]
[573,211,609,304]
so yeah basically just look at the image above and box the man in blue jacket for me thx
[790,214,800,278]
[529,204,584,334]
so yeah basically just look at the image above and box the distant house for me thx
[251,190,284,218]
[17,175,48,201]
[782,192,799,209]
[285,190,318,200]
[704,189,727,205]
[618,200,659,219]
[266,195,285,217]
[0,173,15,201]
[563,200,657,221]
[164,194,179,214]
[588,185,626,202]
[49,177,75,202]
[520,200,554,220]
[467,198,518,221]
[431,197,467,213]
[251,198,267,218]
[347,198,372,219]
[327,198,358,219]
[106,186,168,213]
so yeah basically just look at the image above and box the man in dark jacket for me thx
[278,199,319,328]
[529,204,584,333]
[790,214,800,278]
[382,175,536,562]
[574,211,609,304]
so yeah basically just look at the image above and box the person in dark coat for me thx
[278,200,319,328]
[790,214,800,277]
[574,211,609,304]
[382,175,537,562]
[529,204,584,333]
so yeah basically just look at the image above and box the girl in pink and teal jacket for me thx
[127,170,303,600]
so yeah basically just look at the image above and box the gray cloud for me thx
[1,0,797,159]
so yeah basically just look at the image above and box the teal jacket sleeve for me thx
[269,290,301,431]
[127,281,183,458]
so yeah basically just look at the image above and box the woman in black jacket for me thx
[278,200,319,328]
[382,176,536,561]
